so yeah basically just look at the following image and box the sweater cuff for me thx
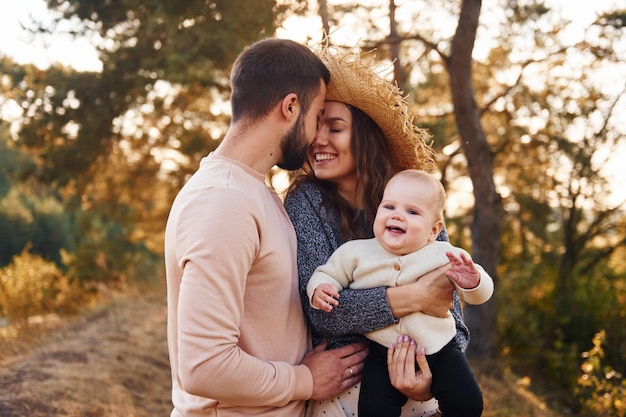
[292,364,314,401]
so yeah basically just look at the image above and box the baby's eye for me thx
[407,209,418,215]
[383,204,394,210]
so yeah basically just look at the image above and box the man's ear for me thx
[281,93,299,120]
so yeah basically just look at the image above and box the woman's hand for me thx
[387,335,433,401]
[387,264,455,318]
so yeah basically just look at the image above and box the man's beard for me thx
[276,113,310,171]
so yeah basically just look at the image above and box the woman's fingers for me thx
[387,335,414,389]
[387,335,433,402]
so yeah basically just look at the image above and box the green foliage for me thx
[12,0,300,186]
[497,207,626,407]
[46,0,291,85]
[0,187,75,267]
[576,330,626,416]
[0,126,75,265]
[0,123,36,196]
[0,128,160,291]
[62,209,161,288]
[0,246,83,322]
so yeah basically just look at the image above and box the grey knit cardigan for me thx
[284,181,469,351]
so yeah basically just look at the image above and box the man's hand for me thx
[300,340,368,400]
[387,335,433,401]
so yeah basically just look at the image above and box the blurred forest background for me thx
[1,0,625,415]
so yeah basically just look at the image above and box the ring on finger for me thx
[347,367,354,376]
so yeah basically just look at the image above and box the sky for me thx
[0,0,625,204]
[0,0,102,71]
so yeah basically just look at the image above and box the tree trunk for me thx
[448,0,501,360]
[387,0,406,89]
[319,0,330,37]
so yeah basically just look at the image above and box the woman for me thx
[284,45,470,417]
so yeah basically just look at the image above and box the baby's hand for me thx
[445,251,480,289]
[312,283,340,312]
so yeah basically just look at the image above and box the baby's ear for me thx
[429,220,444,241]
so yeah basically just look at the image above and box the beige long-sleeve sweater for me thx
[165,153,312,417]
[307,239,494,354]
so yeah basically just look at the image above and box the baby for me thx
[308,169,493,417]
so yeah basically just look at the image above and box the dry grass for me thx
[0,284,171,417]
[474,361,565,417]
[0,282,567,417]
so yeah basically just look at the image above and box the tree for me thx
[446,0,500,360]
[15,0,304,188]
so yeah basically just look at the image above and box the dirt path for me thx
[0,287,172,417]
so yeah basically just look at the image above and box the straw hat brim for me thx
[316,44,435,171]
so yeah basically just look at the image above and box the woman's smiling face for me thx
[307,101,357,199]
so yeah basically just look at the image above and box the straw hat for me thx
[316,43,436,172]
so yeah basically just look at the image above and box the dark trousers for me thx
[358,339,483,417]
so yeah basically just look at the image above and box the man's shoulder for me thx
[176,161,270,216]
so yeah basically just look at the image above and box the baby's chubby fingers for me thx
[312,283,341,312]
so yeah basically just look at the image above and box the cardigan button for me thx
[394,263,401,271]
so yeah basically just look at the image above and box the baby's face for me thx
[373,177,440,256]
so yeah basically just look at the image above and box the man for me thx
[164,38,368,417]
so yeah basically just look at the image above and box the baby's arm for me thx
[311,283,340,312]
[306,243,355,312]
[445,251,480,289]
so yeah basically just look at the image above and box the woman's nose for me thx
[313,129,329,146]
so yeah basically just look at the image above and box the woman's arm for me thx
[387,264,470,352]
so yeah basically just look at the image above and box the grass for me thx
[0,281,569,417]
[0,284,172,417]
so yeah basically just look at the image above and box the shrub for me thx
[576,330,626,417]
[0,247,84,323]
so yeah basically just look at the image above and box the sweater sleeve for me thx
[176,187,310,406]
[285,183,397,347]
[436,229,470,352]
[306,244,354,305]
[455,263,494,305]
